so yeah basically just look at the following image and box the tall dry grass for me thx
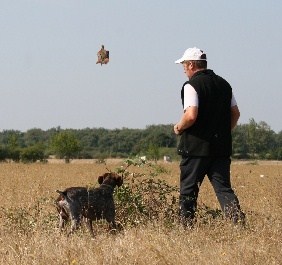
[0,159,281,265]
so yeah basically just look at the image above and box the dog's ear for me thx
[98,175,104,184]
[117,175,123,187]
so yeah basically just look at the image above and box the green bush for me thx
[0,146,8,161]
[113,158,179,227]
[7,148,21,162]
[20,144,47,163]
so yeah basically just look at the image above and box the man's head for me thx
[175,47,207,79]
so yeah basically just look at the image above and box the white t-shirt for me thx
[183,84,237,110]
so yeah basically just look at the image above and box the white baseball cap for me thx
[175,47,207,64]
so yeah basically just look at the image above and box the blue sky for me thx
[1,0,281,132]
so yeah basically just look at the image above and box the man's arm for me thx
[231,105,240,130]
[174,106,198,135]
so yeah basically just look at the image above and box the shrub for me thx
[20,144,47,163]
[7,147,21,162]
[0,146,8,161]
[113,158,179,227]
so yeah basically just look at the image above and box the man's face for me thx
[182,62,193,79]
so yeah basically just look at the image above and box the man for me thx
[174,47,245,226]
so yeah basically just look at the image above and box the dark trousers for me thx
[179,156,244,223]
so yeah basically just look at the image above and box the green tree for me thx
[24,128,46,146]
[255,121,276,159]
[147,143,160,162]
[6,133,21,162]
[247,118,258,159]
[275,131,282,160]
[232,124,249,159]
[50,131,81,163]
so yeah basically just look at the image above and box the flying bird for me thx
[96,45,109,66]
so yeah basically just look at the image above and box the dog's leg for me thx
[109,220,117,230]
[85,218,95,238]
[68,215,80,236]
[57,199,70,232]
[106,216,118,234]
[59,211,66,230]
[66,200,82,235]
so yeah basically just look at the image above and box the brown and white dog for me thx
[55,172,123,237]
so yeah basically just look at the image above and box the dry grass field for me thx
[0,159,281,265]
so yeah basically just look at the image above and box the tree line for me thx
[0,119,281,163]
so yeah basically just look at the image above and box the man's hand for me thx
[174,124,181,135]
[174,106,198,135]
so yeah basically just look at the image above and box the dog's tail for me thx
[56,190,67,199]
[56,190,75,203]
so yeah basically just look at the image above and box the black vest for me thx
[178,69,232,157]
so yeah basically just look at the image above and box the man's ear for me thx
[188,61,194,69]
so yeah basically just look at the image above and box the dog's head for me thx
[98,172,123,187]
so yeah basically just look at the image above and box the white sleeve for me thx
[184,84,237,108]
[183,84,198,110]
[231,92,237,107]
